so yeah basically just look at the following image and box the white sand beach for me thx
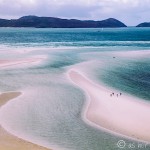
[0,92,51,150]
[68,69,150,143]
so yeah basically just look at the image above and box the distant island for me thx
[137,22,150,27]
[0,16,127,28]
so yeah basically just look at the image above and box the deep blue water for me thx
[0,27,150,49]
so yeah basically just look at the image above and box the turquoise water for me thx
[99,56,150,101]
[0,27,150,48]
[0,28,150,150]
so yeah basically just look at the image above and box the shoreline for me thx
[68,69,150,143]
[0,91,51,150]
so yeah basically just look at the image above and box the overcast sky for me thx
[0,0,150,26]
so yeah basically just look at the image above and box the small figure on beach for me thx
[110,92,122,98]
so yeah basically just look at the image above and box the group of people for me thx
[110,92,122,97]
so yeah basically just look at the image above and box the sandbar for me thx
[68,69,150,143]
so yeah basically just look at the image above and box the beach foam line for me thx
[68,69,150,143]
[0,91,51,150]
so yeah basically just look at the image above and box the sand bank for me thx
[68,69,150,143]
[0,92,21,106]
[0,58,43,68]
[0,92,50,150]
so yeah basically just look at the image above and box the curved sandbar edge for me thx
[68,69,150,143]
[0,91,51,150]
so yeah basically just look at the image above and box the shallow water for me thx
[0,28,150,150]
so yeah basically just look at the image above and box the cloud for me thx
[0,0,149,25]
